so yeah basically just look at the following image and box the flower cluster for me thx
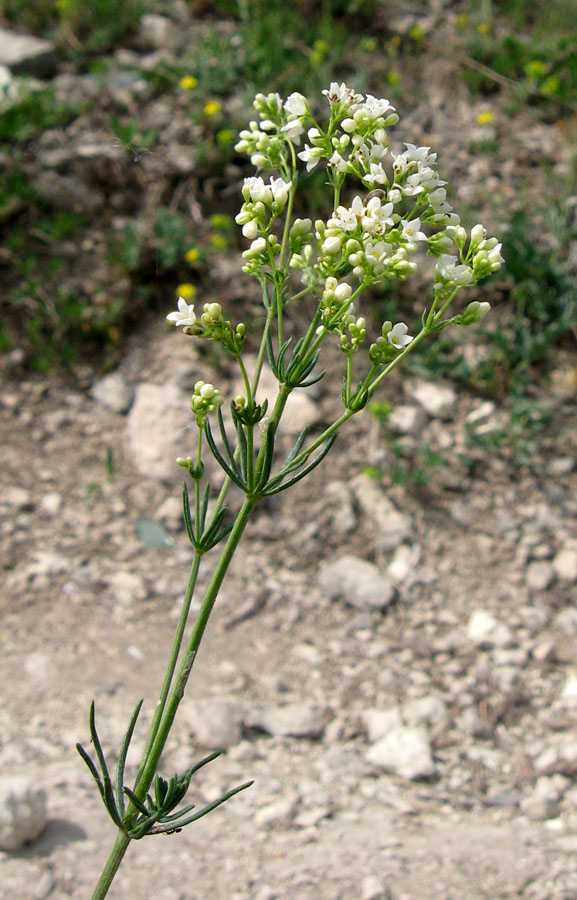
[190,381,223,423]
[166,299,245,350]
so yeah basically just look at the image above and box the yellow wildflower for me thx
[179,76,198,90]
[177,283,197,300]
[203,99,222,117]
[185,248,200,264]
[476,110,495,125]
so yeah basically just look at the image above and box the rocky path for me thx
[1,320,577,898]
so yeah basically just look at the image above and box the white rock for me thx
[466,609,514,648]
[387,404,427,436]
[92,372,134,414]
[366,726,436,780]
[39,492,62,516]
[409,379,457,419]
[560,671,577,706]
[0,27,56,77]
[552,548,577,583]
[526,561,555,592]
[138,14,181,50]
[3,486,33,510]
[106,571,148,606]
[127,382,190,480]
[387,543,421,583]
[183,698,244,750]
[521,775,569,821]
[362,707,403,743]
[255,794,298,828]
[535,743,577,777]
[278,391,322,436]
[0,776,47,850]
[155,496,184,531]
[247,704,324,739]
[465,401,496,426]
[547,456,575,476]
[317,554,395,611]
[362,875,391,900]
[403,695,450,730]
[350,474,412,550]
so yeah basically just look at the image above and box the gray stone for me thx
[278,391,322,436]
[91,372,134,414]
[465,400,496,427]
[31,173,104,214]
[547,456,575,476]
[403,695,450,730]
[466,609,514,648]
[362,875,392,900]
[247,704,324,739]
[387,543,421,583]
[184,698,244,750]
[521,775,570,821]
[387,404,427,436]
[350,474,412,550]
[0,776,47,850]
[39,493,62,516]
[362,707,403,743]
[127,382,190,480]
[0,28,57,77]
[155,496,184,532]
[535,743,577,777]
[409,379,457,419]
[254,794,298,828]
[2,486,33,510]
[560,671,577,706]
[138,14,182,50]
[105,570,148,606]
[317,554,396,611]
[552,548,577,583]
[526,560,556,592]
[366,726,436,780]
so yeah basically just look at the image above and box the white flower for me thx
[328,150,348,172]
[166,297,197,327]
[362,197,394,235]
[284,92,307,117]
[281,119,305,143]
[436,254,474,286]
[360,94,394,120]
[322,82,363,110]
[363,162,388,186]
[297,143,325,171]
[269,176,292,205]
[400,217,427,243]
[387,322,413,349]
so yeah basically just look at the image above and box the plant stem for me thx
[90,495,258,900]
[90,830,131,900]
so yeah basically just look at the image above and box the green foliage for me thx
[0,84,80,143]
[57,0,144,55]
[0,0,58,33]
[459,1,577,113]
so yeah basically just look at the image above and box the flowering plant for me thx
[81,83,503,899]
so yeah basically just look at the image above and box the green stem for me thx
[130,496,257,805]
[91,496,258,900]
[133,551,202,788]
[90,830,131,900]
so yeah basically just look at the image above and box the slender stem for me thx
[90,830,131,900]
[133,550,202,789]
[129,496,257,808]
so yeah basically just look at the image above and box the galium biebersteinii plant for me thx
[79,83,503,899]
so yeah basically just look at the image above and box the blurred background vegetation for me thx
[1,0,575,454]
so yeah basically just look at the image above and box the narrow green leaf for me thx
[265,434,337,496]
[76,743,105,802]
[123,786,151,817]
[182,484,195,545]
[116,699,143,819]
